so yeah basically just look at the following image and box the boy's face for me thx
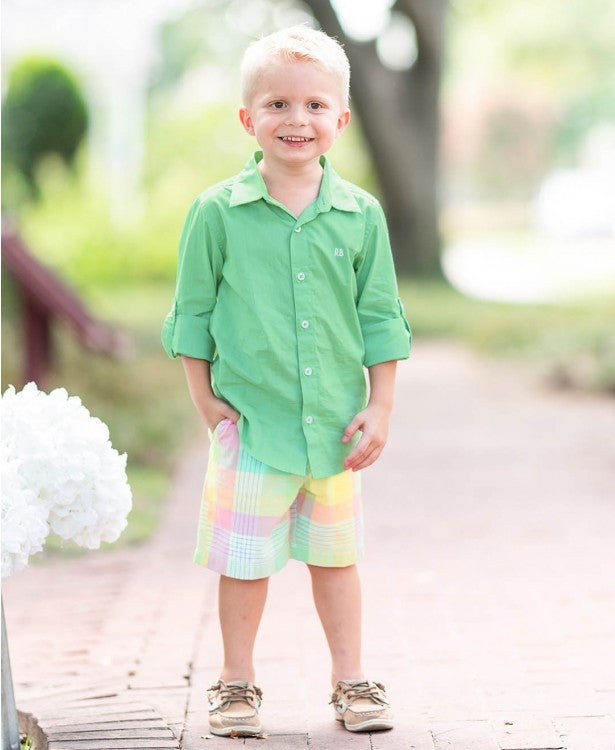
[239,60,350,169]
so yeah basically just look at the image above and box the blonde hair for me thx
[240,25,350,107]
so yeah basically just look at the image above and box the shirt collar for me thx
[229,152,360,213]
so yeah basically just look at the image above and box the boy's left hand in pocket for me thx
[341,405,391,472]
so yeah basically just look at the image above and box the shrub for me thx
[1,56,89,197]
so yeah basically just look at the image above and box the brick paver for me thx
[4,341,615,749]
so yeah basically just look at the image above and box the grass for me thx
[398,278,615,393]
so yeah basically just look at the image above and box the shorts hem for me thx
[193,549,290,580]
[193,547,364,578]
[290,547,364,568]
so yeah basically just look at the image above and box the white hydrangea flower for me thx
[1,382,132,576]
[1,457,49,577]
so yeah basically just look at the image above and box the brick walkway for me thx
[4,342,615,749]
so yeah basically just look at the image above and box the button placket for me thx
[290,221,319,445]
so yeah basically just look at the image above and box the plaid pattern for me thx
[194,419,364,579]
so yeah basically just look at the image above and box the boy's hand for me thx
[202,396,241,433]
[341,404,391,472]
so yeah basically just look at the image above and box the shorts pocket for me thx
[208,418,229,441]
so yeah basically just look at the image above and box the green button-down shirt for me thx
[162,152,411,478]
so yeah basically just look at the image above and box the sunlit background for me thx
[2,0,614,552]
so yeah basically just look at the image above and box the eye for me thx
[308,102,324,110]
[270,101,286,109]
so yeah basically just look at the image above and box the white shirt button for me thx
[305,416,313,424]
[304,367,313,376]
[297,272,306,281]
[295,226,302,233]
[301,320,310,329]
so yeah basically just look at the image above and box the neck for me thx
[258,155,324,194]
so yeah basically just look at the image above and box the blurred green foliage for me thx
[446,0,615,196]
[1,56,88,205]
[448,0,615,106]
[149,1,236,95]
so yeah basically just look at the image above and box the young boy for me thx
[162,25,411,737]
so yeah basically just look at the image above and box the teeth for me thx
[281,136,311,142]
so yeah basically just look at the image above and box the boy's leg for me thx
[218,574,269,683]
[308,563,394,733]
[307,563,365,687]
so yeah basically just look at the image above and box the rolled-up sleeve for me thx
[354,202,412,367]
[161,198,224,360]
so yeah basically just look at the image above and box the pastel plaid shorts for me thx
[193,418,364,580]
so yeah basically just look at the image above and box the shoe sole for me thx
[336,716,394,732]
[210,724,263,737]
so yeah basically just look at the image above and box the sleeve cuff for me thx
[161,307,216,360]
[362,314,412,367]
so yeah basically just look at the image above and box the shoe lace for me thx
[210,681,263,709]
[330,680,388,707]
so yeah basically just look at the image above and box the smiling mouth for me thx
[279,136,314,142]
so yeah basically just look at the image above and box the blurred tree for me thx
[446,0,615,166]
[304,0,447,276]
[149,4,217,94]
[1,57,89,199]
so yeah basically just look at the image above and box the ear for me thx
[335,108,351,138]
[239,107,255,136]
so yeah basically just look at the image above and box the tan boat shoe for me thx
[207,679,263,737]
[330,679,394,732]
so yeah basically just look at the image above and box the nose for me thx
[284,105,308,127]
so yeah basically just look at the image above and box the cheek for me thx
[329,120,344,138]
[256,115,276,132]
